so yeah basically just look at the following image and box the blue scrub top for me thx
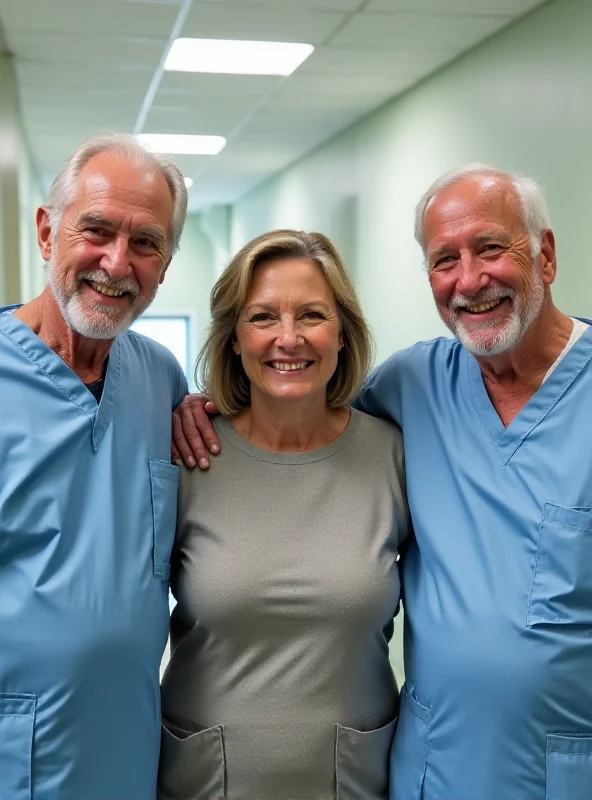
[356,323,592,800]
[0,306,187,800]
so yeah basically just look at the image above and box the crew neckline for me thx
[216,407,361,465]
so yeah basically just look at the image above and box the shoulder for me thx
[120,329,179,366]
[371,335,459,384]
[352,407,402,446]
[119,330,188,404]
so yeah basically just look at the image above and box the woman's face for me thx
[234,257,342,407]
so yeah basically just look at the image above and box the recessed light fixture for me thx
[184,177,194,189]
[136,133,226,155]
[165,38,314,76]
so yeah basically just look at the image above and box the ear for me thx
[159,257,173,285]
[36,207,53,261]
[539,229,557,286]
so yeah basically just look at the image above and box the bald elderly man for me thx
[176,165,592,800]
[0,134,188,799]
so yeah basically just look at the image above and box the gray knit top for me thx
[159,408,409,800]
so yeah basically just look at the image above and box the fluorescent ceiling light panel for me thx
[184,177,194,188]
[165,38,314,76]
[137,133,226,155]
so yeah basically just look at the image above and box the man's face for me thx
[423,176,549,357]
[41,152,174,339]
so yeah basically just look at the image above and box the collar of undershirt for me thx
[84,357,109,401]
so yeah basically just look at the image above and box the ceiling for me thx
[0,0,548,211]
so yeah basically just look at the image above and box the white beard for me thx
[442,269,545,357]
[45,255,157,340]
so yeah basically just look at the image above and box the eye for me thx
[250,312,275,323]
[135,237,158,249]
[431,255,456,271]
[86,226,107,237]
[301,310,325,320]
[481,243,502,253]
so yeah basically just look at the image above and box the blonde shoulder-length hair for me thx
[196,229,374,417]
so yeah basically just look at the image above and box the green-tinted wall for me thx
[231,0,591,365]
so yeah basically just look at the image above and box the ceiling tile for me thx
[20,85,145,109]
[298,45,461,78]
[142,104,248,135]
[162,153,212,175]
[330,11,513,48]
[182,3,347,44]
[157,71,278,96]
[23,110,138,132]
[365,0,545,15]
[0,0,178,36]
[15,61,153,91]
[192,0,361,8]
[6,32,164,67]
[277,72,411,100]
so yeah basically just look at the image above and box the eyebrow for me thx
[244,300,332,312]
[472,231,510,244]
[77,213,167,247]
[429,231,510,260]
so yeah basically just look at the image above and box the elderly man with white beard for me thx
[0,133,188,800]
[173,165,592,800]
[357,165,592,800]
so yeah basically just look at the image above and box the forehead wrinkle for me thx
[75,210,166,241]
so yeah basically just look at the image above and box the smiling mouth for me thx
[462,298,508,315]
[267,360,314,372]
[86,280,129,298]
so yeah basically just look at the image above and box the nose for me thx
[454,251,490,297]
[275,316,300,349]
[99,236,132,281]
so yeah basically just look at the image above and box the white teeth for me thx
[270,361,309,371]
[89,280,125,297]
[466,299,502,313]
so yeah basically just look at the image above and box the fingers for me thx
[181,396,220,456]
[171,442,181,465]
[172,395,222,470]
[172,409,206,469]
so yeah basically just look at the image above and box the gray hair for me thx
[414,163,551,265]
[45,132,188,255]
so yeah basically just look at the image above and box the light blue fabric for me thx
[356,322,592,800]
[0,305,187,800]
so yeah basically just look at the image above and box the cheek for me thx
[486,254,531,288]
[428,274,454,309]
[135,259,166,292]
[238,329,271,360]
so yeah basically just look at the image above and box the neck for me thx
[475,301,573,391]
[232,393,350,452]
[14,286,114,382]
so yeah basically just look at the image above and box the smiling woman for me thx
[159,230,411,800]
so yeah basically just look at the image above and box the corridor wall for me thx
[230,0,591,364]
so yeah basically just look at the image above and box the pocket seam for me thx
[543,503,592,529]
[547,733,592,754]
[527,505,592,628]
[526,514,547,628]
[149,459,179,581]
[403,688,430,724]
[335,718,396,800]
[0,693,36,800]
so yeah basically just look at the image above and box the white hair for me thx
[414,163,551,264]
[45,132,188,255]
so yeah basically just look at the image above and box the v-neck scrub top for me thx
[0,306,187,800]
[356,324,592,800]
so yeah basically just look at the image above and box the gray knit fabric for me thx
[159,408,409,800]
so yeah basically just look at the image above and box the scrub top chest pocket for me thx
[149,459,179,581]
[527,503,592,627]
